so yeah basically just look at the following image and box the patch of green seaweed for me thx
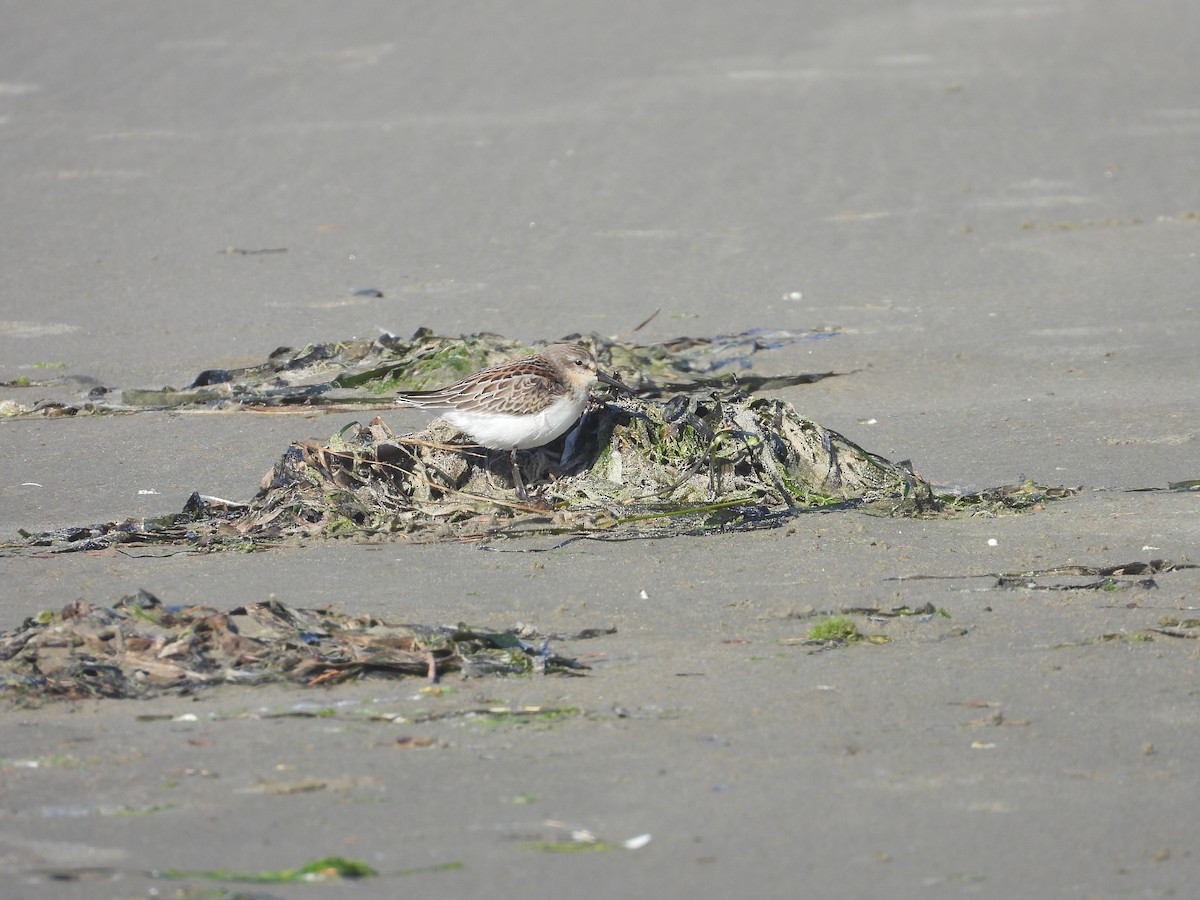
[154,856,379,884]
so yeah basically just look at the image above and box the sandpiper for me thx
[395,343,628,499]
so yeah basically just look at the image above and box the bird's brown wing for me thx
[395,355,563,415]
[453,360,563,415]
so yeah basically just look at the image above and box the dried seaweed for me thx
[0,590,589,703]
[887,559,1195,593]
[12,385,954,552]
[5,329,1074,552]
[989,558,1196,593]
[11,386,1072,553]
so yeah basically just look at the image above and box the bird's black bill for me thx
[597,370,636,395]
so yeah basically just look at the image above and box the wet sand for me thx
[2,2,1198,897]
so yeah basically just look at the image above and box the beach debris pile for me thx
[6,328,1072,552]
[15,387,951,551]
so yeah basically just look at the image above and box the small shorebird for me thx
[395,343,628,499]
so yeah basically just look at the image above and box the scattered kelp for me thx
[937,481,1078,512]
[991,558,1196,593]
[0,591,591,704]
[6,326,841,415]
[1019,560,1198,577]
[995,575,1159,592]
[886,558,1196,595]
[835,602,949,619]
[1148,618,1200,639]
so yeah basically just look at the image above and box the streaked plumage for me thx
[395,343,626,498]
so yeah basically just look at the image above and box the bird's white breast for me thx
[443,393,589,450]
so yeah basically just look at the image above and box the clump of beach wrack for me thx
[7,327,1073,552]
[0,590,597,704]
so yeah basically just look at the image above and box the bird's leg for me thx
[509,449,530,501]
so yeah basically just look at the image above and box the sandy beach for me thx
[2,2,1198,897]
